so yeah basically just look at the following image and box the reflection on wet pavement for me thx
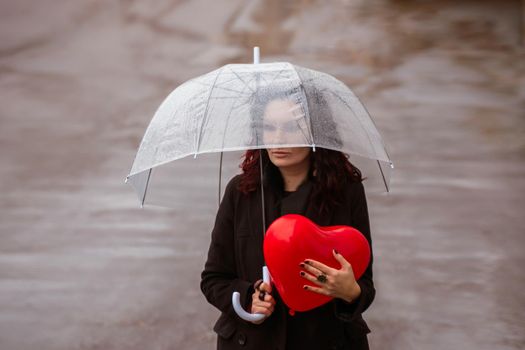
[0,0,524,349]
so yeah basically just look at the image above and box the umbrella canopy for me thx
[126,57,393,208]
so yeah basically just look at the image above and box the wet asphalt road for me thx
[1,0,524,349]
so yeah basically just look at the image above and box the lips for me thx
[271,151,290,156]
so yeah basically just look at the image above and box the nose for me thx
[263,127,285,145]
[273,127,285,144]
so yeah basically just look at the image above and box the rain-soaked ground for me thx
[1,0,524,349]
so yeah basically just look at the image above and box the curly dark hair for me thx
[239,73,366,215]
[238,147,364,216]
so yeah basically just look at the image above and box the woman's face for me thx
[262,99,311,170]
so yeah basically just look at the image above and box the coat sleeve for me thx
[200,176,255,316]
[334,181,376,322]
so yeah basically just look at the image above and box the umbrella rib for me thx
[353,89,392,160]
[218,151,223,206]
[229,67,255,93]
[290,64,316,146]
[330,88,392,190]
[215,75,250,88]
[296,119,311,144]
[268,68,286,85]
[211,72,252,87]
[195,67,225,155]
[210,72,259,98]
[258,70,269,85]
[259,150,266,238]
[376,159,390,192]
[218,68,258,150]
[206,70,258,153]
[326,89,379,159]
[141,168,152,207]
[212,95,252,100]
[216,77,257,204]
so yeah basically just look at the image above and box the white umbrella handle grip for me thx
[232,266,270,323]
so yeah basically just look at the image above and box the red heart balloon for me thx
[263,214,370,313]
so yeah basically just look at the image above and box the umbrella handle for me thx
[232,266,271,323]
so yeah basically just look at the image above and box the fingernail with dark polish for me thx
[303,286,308,290]
[304,260,310,265]
[300,271,305,276]
[299,263,305,268]
[334,249,339,255]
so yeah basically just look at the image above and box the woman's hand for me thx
[299,249,362,303]
[249,282,276,324]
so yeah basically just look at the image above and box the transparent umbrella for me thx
[124,47,393,323]
[125,48,393,209]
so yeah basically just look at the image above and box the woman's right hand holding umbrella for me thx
[250,281,276,324]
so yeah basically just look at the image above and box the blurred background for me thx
[1,0,524,349]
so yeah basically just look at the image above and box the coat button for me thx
[237,333,246,346]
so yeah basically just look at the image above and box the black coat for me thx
[201,175,375,350]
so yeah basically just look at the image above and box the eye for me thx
[282,120,299,132]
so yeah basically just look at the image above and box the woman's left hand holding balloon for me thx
[299,249,362,303]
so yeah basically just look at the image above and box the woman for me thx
[200,90,375,350]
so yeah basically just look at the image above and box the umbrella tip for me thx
[253,47,260,64]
